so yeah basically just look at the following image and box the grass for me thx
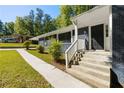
[27,50,66,70]
[0,50,52,88]
[0,43,37,48]
[28,50,53,64]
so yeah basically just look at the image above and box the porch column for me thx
[56,34,59,41]
[109,7,112,53]
[71,30,73,43]
[88,26,91,50]
[104,24,106,50]
[72,21,78,41]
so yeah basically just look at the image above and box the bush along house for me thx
[30,5,124,88]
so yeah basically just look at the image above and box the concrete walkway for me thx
[17,49,91,88]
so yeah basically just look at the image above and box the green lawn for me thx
[0,50,52,88]
[0,43,37,48]
[28,50,53,64]
[27,50,66,70]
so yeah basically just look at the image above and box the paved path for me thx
[17,49,91,88]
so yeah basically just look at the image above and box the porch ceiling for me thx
[71,5,110,28]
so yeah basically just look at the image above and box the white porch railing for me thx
[60,43,72,52]
[65,40,78,69]
[65,39,86,69]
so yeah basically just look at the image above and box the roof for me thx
[30,25,74,40]
[70,5,107,21]
[30,5,110,41]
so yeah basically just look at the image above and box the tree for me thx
[27,10,35,36]
[14,16,29,42]
[3,22,14,35]
[14,16,28,35]
[34,8,44,35]
[56,5,73,28]
[0,20,4,36]
[43,14,56,33]
[55,5,94,28]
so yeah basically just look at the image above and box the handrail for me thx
[65,40,78,69]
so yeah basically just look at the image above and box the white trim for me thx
[88,26,91,50]
[71,30,73,43]
[104,24,106,50]
[109,6,112,53]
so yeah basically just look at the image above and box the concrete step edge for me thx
[71,65,110,81]
[67,68,110,88]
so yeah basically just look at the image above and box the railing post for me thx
[65,52,68,69]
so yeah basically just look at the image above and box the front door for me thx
[91,24,104,50]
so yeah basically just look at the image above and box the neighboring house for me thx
[30,6,124,88]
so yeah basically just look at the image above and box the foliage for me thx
[0,20,4,36]
[34,8,44,35]
[14,17,28,35]
[23,40,31,50]
[43,14,56,33]
[4,22,15,35]
[37,45,44,53]
[55,5,95,28]
[0,5,95,37]
[23,10,35,36]
[48,39,61,61]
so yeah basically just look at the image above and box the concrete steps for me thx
[67,68,110,88]
[66,50,111,88]
[85,51,111,56]
[81,57,111,67]
[71,65,110,81]
[79,62,110,73]
[83,54,111,61]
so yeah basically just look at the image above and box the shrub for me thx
[23,40,31,50]
[37,45,44,53]
[48,40,61,61]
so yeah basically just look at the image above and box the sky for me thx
[0,5,60,23]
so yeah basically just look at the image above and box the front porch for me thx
[65,6,112,87]
[66,50,112,88]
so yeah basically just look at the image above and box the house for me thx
[30,6,112,52]
[30,5,124,87]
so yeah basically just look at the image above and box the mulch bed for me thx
[51,59,66,71]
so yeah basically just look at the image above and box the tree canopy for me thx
[55,5,95,28]
[0,5,95,37]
